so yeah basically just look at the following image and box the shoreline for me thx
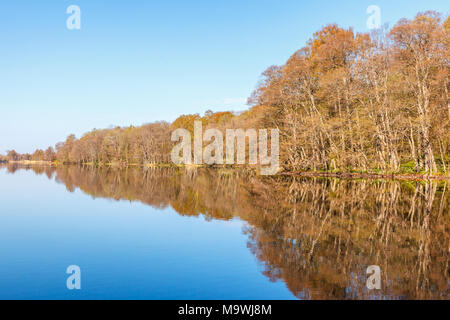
[279,171,450,181]
[2,160,449,181]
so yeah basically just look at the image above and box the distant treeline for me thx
[1,11,449,174]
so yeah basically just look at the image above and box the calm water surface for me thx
[0,164,448,299]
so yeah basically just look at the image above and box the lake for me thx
[0,164,448,299]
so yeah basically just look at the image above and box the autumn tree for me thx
[389,11,448,173]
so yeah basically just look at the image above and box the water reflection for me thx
[2,163,449,299]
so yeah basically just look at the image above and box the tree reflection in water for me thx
[3,163,449,300]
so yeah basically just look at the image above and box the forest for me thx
[1,11,449,175]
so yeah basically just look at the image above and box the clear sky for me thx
[0,0,448,153]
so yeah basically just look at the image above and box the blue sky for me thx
[0,0,448,153]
